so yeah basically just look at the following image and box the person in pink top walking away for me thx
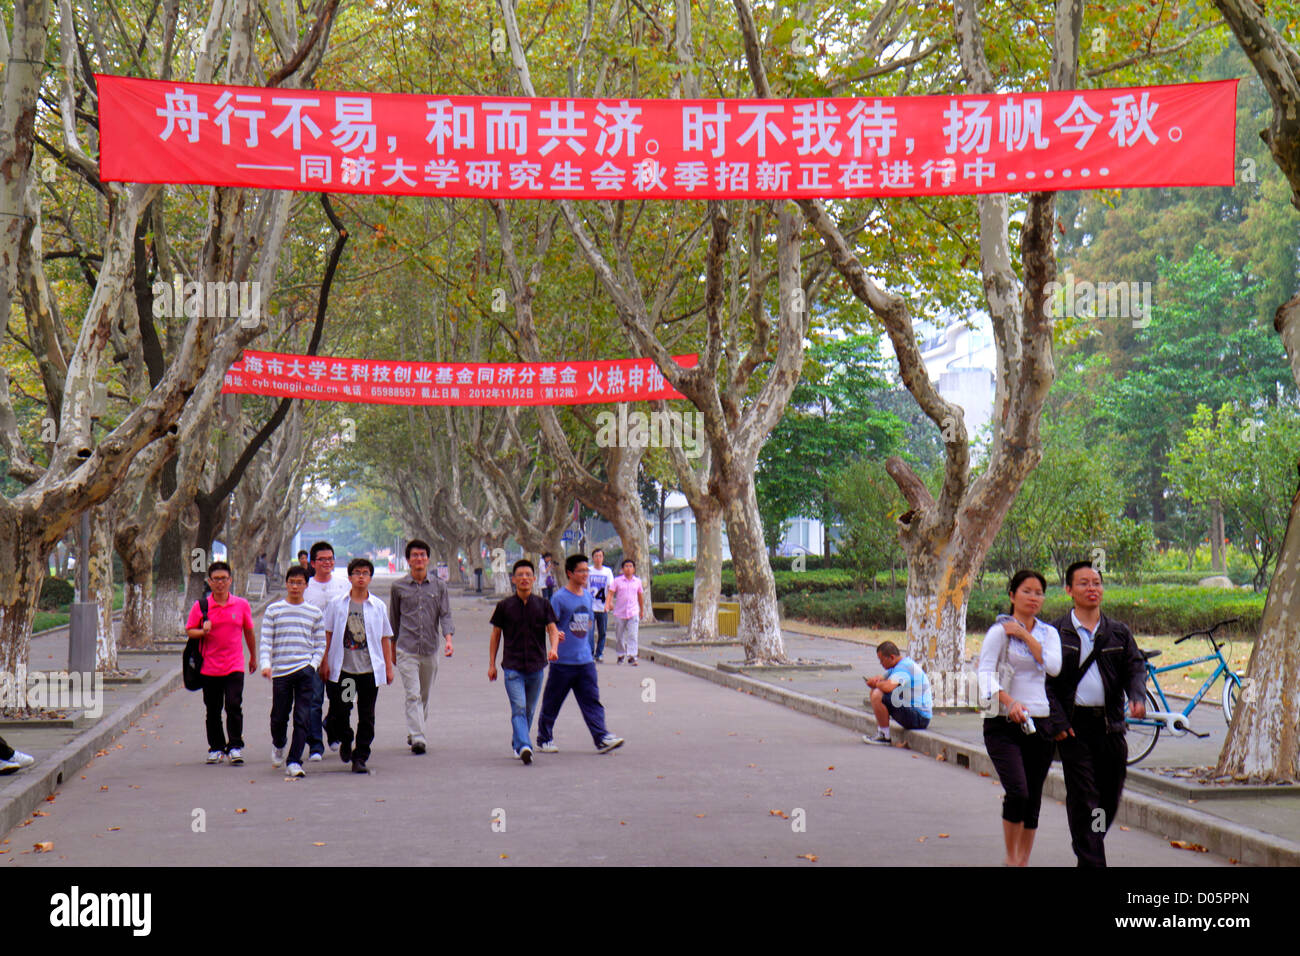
[608,558,645,665]
[184,561,257,765]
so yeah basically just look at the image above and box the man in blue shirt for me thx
[863,641,932,744]
[536,553,625,755]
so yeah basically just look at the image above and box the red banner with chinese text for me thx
[222,350,698,406]
[97,75,1237,200]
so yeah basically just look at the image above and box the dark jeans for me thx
[537,662,610,747]
[270,666,316,765]
[326,670,379,762]
[308,668,325,755]
[882,694,931,730]
[591,612,608,658]
[200,671,245,753]
[983,716,1053,829]
[1059,707,1128,867]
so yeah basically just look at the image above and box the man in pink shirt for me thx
[607,558,645,666]
[185,561,257,764]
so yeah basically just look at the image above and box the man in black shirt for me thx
[488,559,560,764]
[1046,560,1148,867]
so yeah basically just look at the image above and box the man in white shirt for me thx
[1047,561,1148,867]
[587,548,615,662]
[319,557,395,774]
[303,541,349,760]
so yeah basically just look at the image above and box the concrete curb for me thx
[0,662,182,841]
[642,644,1300,866]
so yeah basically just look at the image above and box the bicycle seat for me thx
[1142,649,1161,659]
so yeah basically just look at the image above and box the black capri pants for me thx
[983,715,1054,829]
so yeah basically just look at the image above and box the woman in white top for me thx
[979,569,1062,867]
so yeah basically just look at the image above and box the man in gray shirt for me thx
[389,539,455,755]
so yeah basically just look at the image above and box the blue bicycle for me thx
[1125,618,1244,765]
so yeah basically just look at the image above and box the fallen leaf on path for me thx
[286,818,294,821]
[312,842,326,847]
[99,786,109,791]
[827,766,834,770]
[769,809,789,819]
[619,821,627,825]
[938,833,949,838]
[746,763,756,768]
[822,788,833,797]
[33,842,53,853]
[94,750,108,757]
[917,837,927,843]
[979,771,990,777]
[44,795,56,802]
[695,814,706,818]
[1169,840,1208,853]
[727,732,737,736]
[796,853,818,862]
[1119,826,1129,832]
[31,811,48,817]
[935,753,946,762]
[235,808,248,814]
[129,785,141,790]
[500,854,508,859]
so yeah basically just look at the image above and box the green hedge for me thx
[651,568,856,603]
[39,576,76,610]
[782,585,1264,637]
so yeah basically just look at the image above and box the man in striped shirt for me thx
[260,565,326,777]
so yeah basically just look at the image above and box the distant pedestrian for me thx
[320,558,395,774]
[260,565,325,777]
[587,548,614,662]
[541,552,557,601]
[862,641,932,744]
[0,734,34,775]
[304,541,348,761]
[608,558,645,665]
[297,550,311,572]
[487,559,560,764]
[474,565,484,593]
[978,569,1061,867]
[253,553,268,576]
[390,539,455,755]
[185,561,257,765]
[537,554,625,755]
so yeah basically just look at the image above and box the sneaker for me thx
[308,751,323,763]
[862,733,891,745]
[595,656,604,663]
[597,734,625,754]
[271,745,286,768]
[286,762,305,778]
[228,748,244,765]
[538,740,559,753]
[411,741,427,755]
[339,739,352,763]
[627,657,638,667]
[7,750,35,769]
[519,746,533,765]
[351,758,368,774]
[206,750,224,764]
[617,656,624,664]
[0,758,20,775]
[329,741,341,753]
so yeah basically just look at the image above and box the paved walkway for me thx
[2,586,1225,866]
[650,626,1300,854]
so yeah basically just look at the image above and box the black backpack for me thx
[182,595,208,691]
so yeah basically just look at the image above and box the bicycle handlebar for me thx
[1174,618,1239,645]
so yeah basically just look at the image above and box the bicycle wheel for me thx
[1126,690,1162,766]
[1222,673,1242,725]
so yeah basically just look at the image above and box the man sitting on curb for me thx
[863,641,933,745]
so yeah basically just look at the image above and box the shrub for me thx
[39,576,76,610]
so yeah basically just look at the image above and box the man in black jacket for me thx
[1047,560,1148,867]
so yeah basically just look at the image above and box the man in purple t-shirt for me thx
[185,561,256,765]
